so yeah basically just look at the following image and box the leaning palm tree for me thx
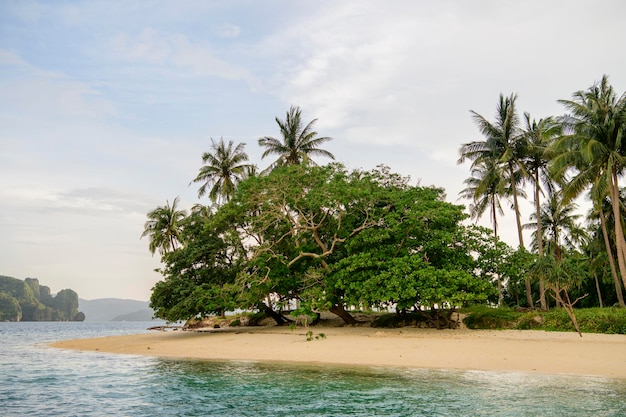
[141,197,187,256]
[587,192,625,307]
[459,93,533,306]
[191,137,253,204]
[258,105,335,171]
[551,75,626,290]
[522,113,561,309]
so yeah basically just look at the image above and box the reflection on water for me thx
[1,322,625,416]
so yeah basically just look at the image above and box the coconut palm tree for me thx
[258,105,335,171]
[459,157,511,240]
[522,113,561,309]
[458,93,533,306]
[526,190,586,263]
[141,197,187,256]
[552,75,626,290]
[191,137,253,204]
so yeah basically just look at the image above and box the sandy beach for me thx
[51,326,626,379]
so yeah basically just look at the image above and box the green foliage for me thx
[462,306,520,329]
[149,207,244,322]
[305,330,327,341]
[531,307,626,334]
[463,306,626,334]
[0,291,22,321]
[149,164,501,324]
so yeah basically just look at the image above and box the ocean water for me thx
[1,322,625,417]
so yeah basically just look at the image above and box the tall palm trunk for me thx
[509,163,525,248]
[509,162,533,308]
[594,272,604,308]
[491,198,503,306]
[534,171,547,310]
[610,171,626,290]
[599,209,625,307]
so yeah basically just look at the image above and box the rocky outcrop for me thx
[0,275,84,322]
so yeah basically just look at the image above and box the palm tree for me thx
[526,190,586,264]
[191,137,253,204]
[141,197,187,256]
[458,93,533,306]
[458,157,510,241]
[522,113,561,309]
[552,75,626,290]
[258,105,335,171]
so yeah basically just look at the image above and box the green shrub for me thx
[550,307,626,334]
[247,311,267,326]
[462,306,520,329]
[463,306,626,334]
[516,313,545,330]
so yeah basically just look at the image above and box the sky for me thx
[1,0,625,301]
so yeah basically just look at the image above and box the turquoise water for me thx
[1,322,625,416]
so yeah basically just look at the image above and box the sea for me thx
[1,322,625,417]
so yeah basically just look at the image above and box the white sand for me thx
[51,326,626,379]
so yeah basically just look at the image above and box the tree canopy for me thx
[150,164,496,324]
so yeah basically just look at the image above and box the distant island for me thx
[0,275,84,321]
[78,298,157,322]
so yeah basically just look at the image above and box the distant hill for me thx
[0,275,84,322]
[79,298,157,321]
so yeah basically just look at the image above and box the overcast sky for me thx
[1,1,625,301]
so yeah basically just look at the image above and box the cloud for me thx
[219,23,241,39]
[108,27,256,83]
[253,0,626,172]
[0,50,117,125]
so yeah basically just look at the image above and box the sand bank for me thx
[51,326,626,379]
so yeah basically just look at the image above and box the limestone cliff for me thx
[0,275,84,322]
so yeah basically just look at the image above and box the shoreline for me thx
[50,326,626,379]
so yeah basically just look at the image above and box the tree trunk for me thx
[259,303,291,326]
[510,163,525,248]
[510,162,533,308]
[551,286,582,337]
[329,303,358,325]
[610,172,626,291]
[535,172,547,310]
[599,208,625,307]
[593,272,604,308]
[491,199,503,306]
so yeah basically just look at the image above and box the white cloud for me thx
[219,23,241,38]
[108,27,256,83]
